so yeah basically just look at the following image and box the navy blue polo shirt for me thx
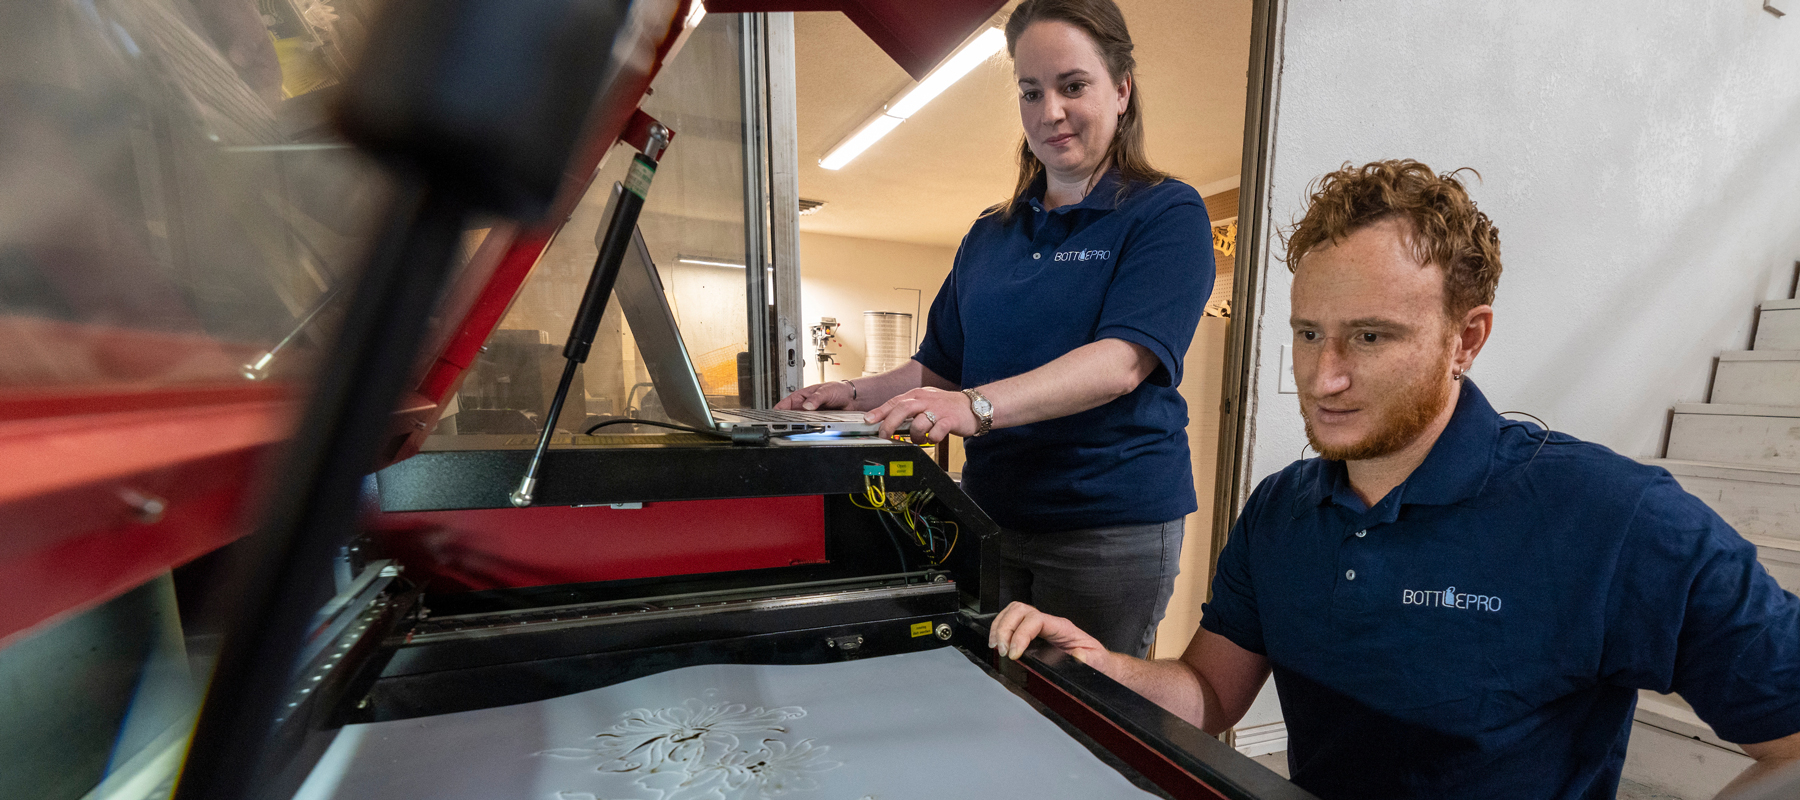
[913,171,1214,532]
[1201,381,1800,799]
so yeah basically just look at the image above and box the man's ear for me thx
[1454,304,1495,375]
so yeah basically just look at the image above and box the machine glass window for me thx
[445,13,753,438]
[0,0,432,391]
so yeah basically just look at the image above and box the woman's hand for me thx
[775,380,855,411]
[865,387,976,443]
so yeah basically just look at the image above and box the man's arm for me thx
[989,602,1271,735]
[1717,731,1800,799]
[865,339,1159,442]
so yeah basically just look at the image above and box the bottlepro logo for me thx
[1402,585,1502,612]
[1054,248,1111,262]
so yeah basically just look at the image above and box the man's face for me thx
[1291,218,1458,461]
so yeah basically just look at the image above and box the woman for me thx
[776,0,1214,658]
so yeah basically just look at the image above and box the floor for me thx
[1246,753,1687,800]
[1615,779,1688,800]
[1249,752,1288,778]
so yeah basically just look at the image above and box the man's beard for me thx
[1303,352,1454,462]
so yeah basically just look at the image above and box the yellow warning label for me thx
[909,621,933,638]
[889,461,914,477]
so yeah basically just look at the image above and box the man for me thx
[989,160,1800,799]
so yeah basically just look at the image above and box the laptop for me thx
[603,184,899,435]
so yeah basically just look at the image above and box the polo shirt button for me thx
[1345,569,1356,580]
[1355,529,1367,538]
[1033,252,1041,260]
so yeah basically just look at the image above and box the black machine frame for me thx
[225,436,1319,800]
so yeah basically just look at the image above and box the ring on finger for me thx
[923,411,938,424]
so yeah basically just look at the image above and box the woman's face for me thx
[1013,20,1130,183]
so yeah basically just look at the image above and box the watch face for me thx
[972,397,992,415]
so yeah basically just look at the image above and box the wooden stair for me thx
[1625,271,1799,799]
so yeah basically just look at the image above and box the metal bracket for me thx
[825,633,865,658]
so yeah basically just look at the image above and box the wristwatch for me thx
[962,388,994,437]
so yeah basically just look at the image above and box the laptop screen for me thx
[601,183,718,431]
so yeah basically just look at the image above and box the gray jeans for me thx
[998,518,1186,659]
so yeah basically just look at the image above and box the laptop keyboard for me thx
[724,408,866,422]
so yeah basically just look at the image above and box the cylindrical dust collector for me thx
[862,311,913,375]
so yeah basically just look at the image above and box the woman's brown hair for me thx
[999,0,1167,218]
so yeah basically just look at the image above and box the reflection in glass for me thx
[0,2,419,797]
[0,0,395,389]
[448,13,750,436]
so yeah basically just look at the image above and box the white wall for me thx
[1242,0,1800,491]
[797,231,959,384]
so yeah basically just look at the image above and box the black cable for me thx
[1498,410,1553,466]
[584,418,729,438]
[874,508,911,578]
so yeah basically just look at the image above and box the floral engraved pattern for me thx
[535,697,842,800]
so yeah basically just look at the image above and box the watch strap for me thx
[962,388,994,437]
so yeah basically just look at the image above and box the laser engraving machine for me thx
[0,2,1325,799]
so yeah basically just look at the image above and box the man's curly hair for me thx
[1285,159,1503,319]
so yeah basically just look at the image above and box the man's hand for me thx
[776,381,855,411]
[865,387,977,444]
[989,601,1111,669]
[1717,730,1800,798]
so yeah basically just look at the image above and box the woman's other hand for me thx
[866,387,975,443]
[776,381,855,411]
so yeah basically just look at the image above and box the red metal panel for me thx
[0,391,291,645]
[705,0,1008,80]
[369,495,828,592]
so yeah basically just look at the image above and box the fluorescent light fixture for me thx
[818,26,1004,171]
[677,256,747,269]
[819,114,903,171]
[887,27,1006,119]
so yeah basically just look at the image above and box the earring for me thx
[1452,368,1464,381]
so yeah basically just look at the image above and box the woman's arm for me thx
[774,359,958,413]
[864,337,1158,442]
[982,338,1158,428]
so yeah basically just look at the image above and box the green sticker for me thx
[624,157,656,200]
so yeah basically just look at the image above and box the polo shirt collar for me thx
[1023,168,1124,214]
[1299,379,1502,515]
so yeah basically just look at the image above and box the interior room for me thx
[2,1,1797,800]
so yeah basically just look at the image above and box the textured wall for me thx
[1243,0,1800,490]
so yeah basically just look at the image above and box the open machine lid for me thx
[0,0,1007,648]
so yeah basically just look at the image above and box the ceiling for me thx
[793,0,1255,247]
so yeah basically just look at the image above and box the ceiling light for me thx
[819,114,902,171]
[887,27,1005,119]
[818,26,1004,171]
[677,256,747,269]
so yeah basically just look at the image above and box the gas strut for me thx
[511,123,671,508]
